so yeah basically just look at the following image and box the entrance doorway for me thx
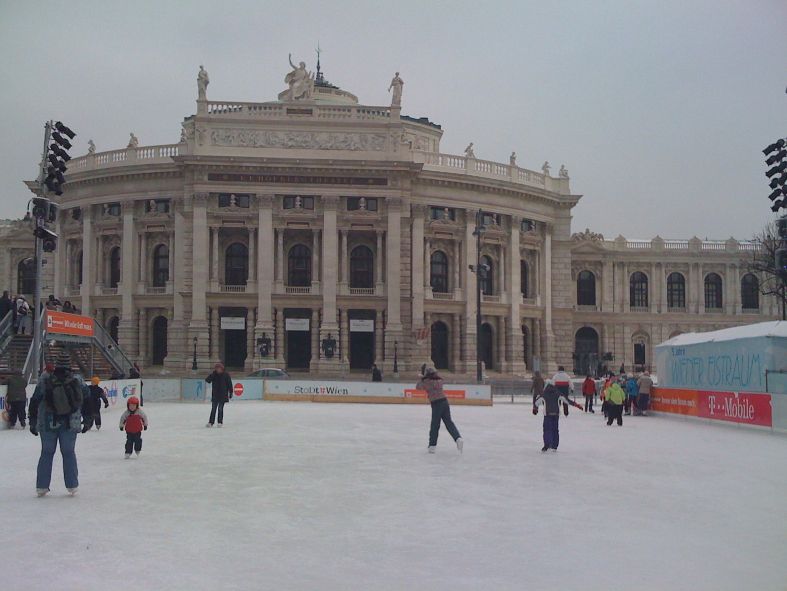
[220,309,247,368]
[480,322,494,371]
[574,327,600,376]
[431,321,449,369]
[349,313,375,370]
[151,316,168,366]
[285,312,311,369]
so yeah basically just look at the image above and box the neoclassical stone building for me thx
[17,63,778,377]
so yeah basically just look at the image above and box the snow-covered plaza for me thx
[2,400,786,591]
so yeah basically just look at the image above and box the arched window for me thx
[151,316,168,365]
[350,245,374,289]
[152,244,169,287]
[17,259,35,294]
[109,247,121,288]
[574,327,600,376]
[225,243,249,286]
[430,251,449,293]
[629,272,649,308]
[741,274,759,310]
[287,244,311,287]
[667,273,686,309]
[520,260,529,297]
[577,270,596,306]
[480,255,494,296]
[704,273,723,310]
[108,316,120,344]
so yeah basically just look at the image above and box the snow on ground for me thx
[2,401,786,591]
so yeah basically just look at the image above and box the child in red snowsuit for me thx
[119,396,148,458]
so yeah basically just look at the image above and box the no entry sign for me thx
[233,383,244,397]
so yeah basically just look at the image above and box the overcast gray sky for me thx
[1,0,785,239]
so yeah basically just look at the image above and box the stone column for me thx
[310,308,320,367]
[542,226,555,373]
[339,309,350,365]
[166,200,185,370]
[274,308,285,364]
[189,193,210,369]
[602,260,613,312]
[533,318,542,371]
[374,310,384,365]
[255,196,274,366]
[167,233,174,285]
[411,205,426,334]
[277,228,285,286]
[138,309,147,366]
[451,314,461,372]
[312,229,320,287]
[80,206,94,315]
[697,263,704,314]
[248,227,256,284]
[375,231,384,293]
[94,235,104,291]
[317,196,340,374]
[724,264,734,315]
[453,241,461,294]
[138,232,147,284]
[118,205,136,356]
[384,197,403,372]
[464,221,477,373]
[210,307,220,362]
[341,230,349,288]
[499,248,506,296]
[211,227,220,289]
[508,217,524,374]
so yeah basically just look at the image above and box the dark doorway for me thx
[574,327,600,376]
[349,313,375,369]
[285,312,311,369]
[223,329,247,368]
[431,321,449,370]
[634,342,646,370]
[151,316,168,365]
[480,322,494,371]
[108,317,119,344]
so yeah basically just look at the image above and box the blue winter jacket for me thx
[625,378,639,398]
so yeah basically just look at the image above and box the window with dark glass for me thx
[350,245,374,288]
[347,197,378,211]
[287,244,312,286]
[225,243,249,285]
[629,272,649,308]
[283,196,315,210]
[430,251,449,293]
[577,270,596,306]
[480,255,494,295]
[152,244,169,287]
[481,213,500,227]
[77,251,83,286]
[106,203,121,216]
[741,274,759,309]
[430,207,455,221]
[109,247,121,288]
[148,199,170,213]
[667,273,686,309]
[521,260,529,297]
[17,259,35,294]
[521,219,536,232]
[634,342,646,366]
[704,273,723,309]
[218,193,250,208]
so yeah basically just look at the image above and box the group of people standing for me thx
[0,291,32,335]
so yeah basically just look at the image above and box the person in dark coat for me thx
[0,291,13,321]
[205,362,232,427]
[3,370,28,428]
[533,379,584,451]
[81,376,109,432]
[371,364,382,382]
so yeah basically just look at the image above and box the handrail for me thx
[91,317,135,375]
[22,315,46,383]
[0,310,14,357]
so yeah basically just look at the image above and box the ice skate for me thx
[67,488,78,496]
[428,446,436,454]
[541,445,549,452]
[135,451,141,457]
[550,448,558,452]
[206,423,213,428]
[456,438,463,453]
[96,425,101,430]
[125,453,131,459]
[36,488,49,497]
[217,423,223,428]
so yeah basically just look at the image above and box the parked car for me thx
[246,368,289,379]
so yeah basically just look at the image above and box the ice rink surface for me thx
[2,400,786,591]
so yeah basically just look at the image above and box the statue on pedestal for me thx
[464,143,475,158]
[180,128,187,143]
[128,133,139,148]
[285,54,314,101]
[509,151,517,166]
[88,140,96,154]
[388,72,403,107]
[541,161,551,176]
[559,164,569,179]
[197,65,209,101]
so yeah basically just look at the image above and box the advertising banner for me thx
[650,388,699,416]
[652,387,773,428]
[45,310,94,337]
[99,379,142,409]
[182,378,264,401]
[264,380,492,405]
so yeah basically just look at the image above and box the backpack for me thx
[45,375,83,416]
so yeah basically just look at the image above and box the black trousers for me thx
[583,394,594,412]
[607,404,623,426]
[429,398,461,446]
[8,400,26,426]
[209,400,226,425]
[81,410,103,432]
[125,432,142,454]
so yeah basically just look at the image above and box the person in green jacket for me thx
[605,380,626,426]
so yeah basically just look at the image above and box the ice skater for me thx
[2,370,28,428]
[636,371,653,415]
[533,379,583,451]
[205,362,232,427]
[416,366,463,454]
[81,376,109,432]
[551,365,573,415]
[605,379,626,426]
[119,396,147,458]
[581,374,596,413]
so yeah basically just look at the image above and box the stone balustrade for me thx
[68,143,183,173]
[205,101,392,121]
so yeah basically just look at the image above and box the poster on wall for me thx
[350,319,374,333]
[221,317,246,330]
[286,318,309,331]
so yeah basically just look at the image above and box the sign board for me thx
[99,379,142,409]
[46,310,94,337]
[181,378,263,401]
[220,317,246,330]
[651,387,773,427]
[264,380,492,405]
[233,382,245,397]
[350,319,374,333]
[286,318,310,331]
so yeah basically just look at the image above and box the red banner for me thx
[650,388,698,416]
[404,389,466,400]
[697,391,773,427]
[45,310,94,337]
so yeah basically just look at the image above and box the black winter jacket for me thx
[206,371,233,402]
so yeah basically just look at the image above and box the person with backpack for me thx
[416,366,463,454]
[205,362,232,427]
[28,355,83,497]
[119,396,148,458]
[81,376,109,432]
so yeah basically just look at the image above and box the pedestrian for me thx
[636,371,654,416]
[81,376,109,432]
[601,373,614,419]
[45,294,62,311]
[533,379,584,451]
[581,374,596,413]
[205,362,232,427]
[605,378,626,426]
[371,363,382,382]
[417,366,463,454]
[15,296,31,335]
[0,290,13,321]
[625,374,639,416]
[530,370,544,405]
[3,370,28,428]
[551,365,573,414]
[62,300,74,313]
[119,396,148,458]
[27,354,84,497]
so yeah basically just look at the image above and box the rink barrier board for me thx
[265,393,492,406]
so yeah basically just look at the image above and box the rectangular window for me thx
[105,203,121,216]
[283,196,315,210]
[634,343,646,366]
[430,207,455,221]
[218,193,250,208]
[482,212,500,227]
[347,197,378,211]
[148,199,170,213]
[521,219,536,232]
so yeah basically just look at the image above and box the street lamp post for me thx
[471,210,488,383]
[192,336,198,371]
[393,340,399,376]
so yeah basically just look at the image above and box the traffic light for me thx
[34,227,58,252]
[31,197,49,219]
[44,121,76,196]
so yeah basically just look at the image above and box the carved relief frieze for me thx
[209,128,388,152]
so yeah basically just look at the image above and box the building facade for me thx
[16,66,778,377]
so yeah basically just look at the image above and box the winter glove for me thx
[29,425,39,436]
[564,406,569,417]
[104,403,109,409]
[119,426,124,431]
[532,407,538,415]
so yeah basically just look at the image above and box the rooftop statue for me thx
[88,139,96,154]
[285,54,314,101]
[128,133,139,148]
[541,161,551,176]
[388,72,403,107]
[510,151,517,166]
[197,65,209,101]
[464,143,475,158]
[559,164,569,179]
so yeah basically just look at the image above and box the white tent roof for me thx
[657,321,787,347]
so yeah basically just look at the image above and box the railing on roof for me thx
[205,101,392,121]
[67,143,183,172]
[413,151,550,190]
